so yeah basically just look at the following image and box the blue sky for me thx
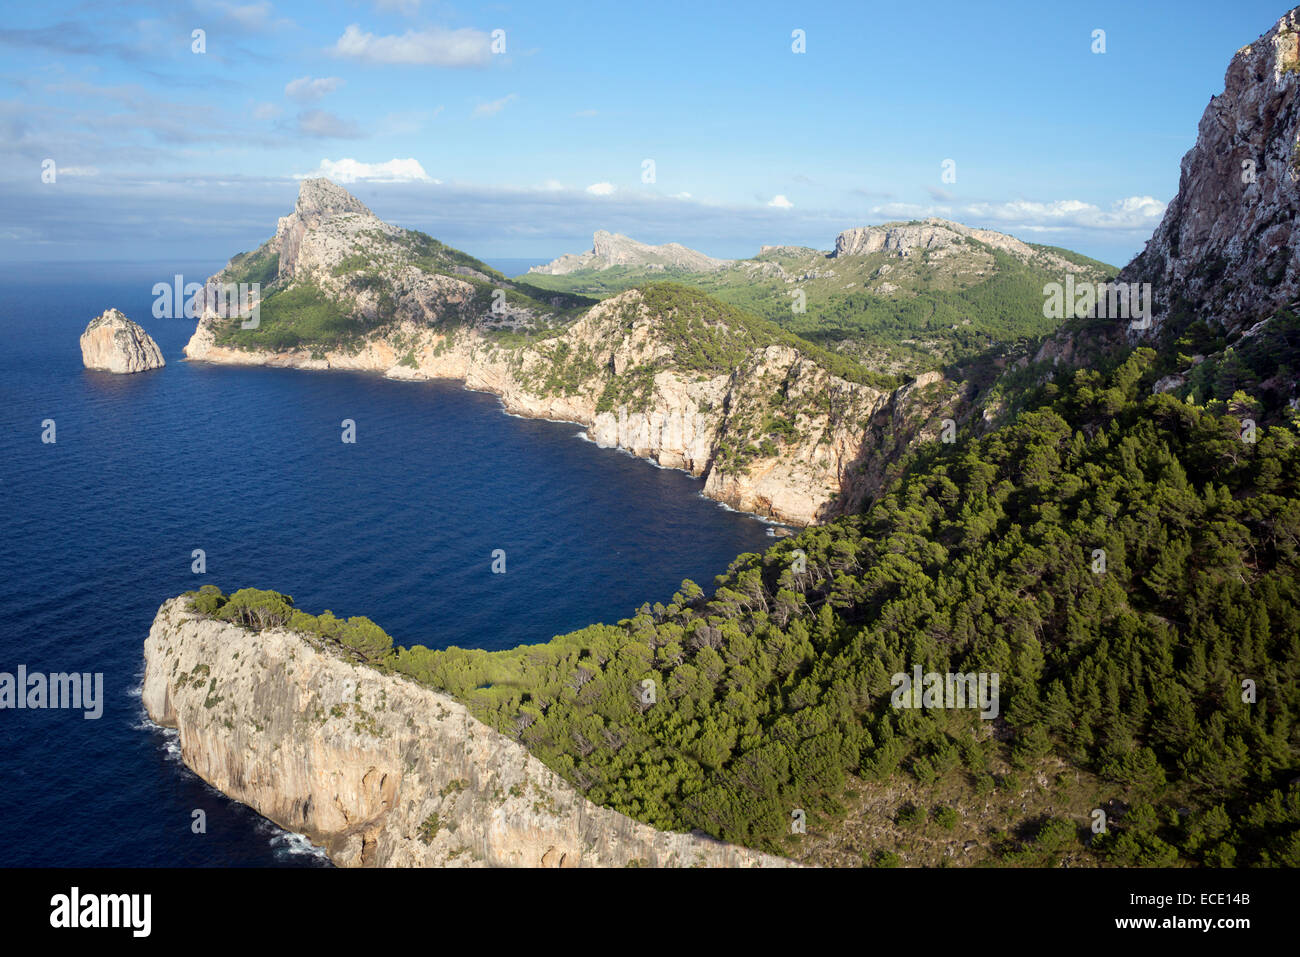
[0,0,1291,266]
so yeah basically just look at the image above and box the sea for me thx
[0,260,775,866]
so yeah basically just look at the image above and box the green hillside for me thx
[524,237,1116,376]
[188,343,1300,867]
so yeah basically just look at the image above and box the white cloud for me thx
[57,166,98,177]
[296,158,437,183]
[768,194,794,209]
[673,192,692,199]
[870,195,1167,232]
[285,76,343,102]
[331,24,491,67]
[573,109,598,117]
[962,196,1166,229]
[473,93,517,116]
[586,182,615,196]
[252,102,282,121]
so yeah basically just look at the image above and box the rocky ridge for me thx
[79,309,165,374]
[187,286,954,524]
[1027,7,1300,421]
[1117,9,1300,340]
[185,182,962,525]
[529,230,734,275]
[142,596,790,868]
[832,218,1080,272]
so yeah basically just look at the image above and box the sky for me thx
[0,0,1292,267]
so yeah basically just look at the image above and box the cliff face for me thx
[185,185,956,525]
[1024,9,1300,418]
[80,308,165,374]
[1120,9,1300,340]
[142,597,789,867]
[189,289,929,525]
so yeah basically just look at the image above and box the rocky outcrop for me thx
[142,597,790,868]
[185,179,963,525]
[1118,8,1300,339]
[185,285,943,525]
[79,309,165,374]
[275,178,386,282]
[832,218,1080,272]
[530,230,733,275]
[1019,8,1300,400]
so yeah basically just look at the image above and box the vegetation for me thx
[615,283,899,391]
[403,229,505,280]
[221,239,280,288]
[214,281,360,352]
[189,585,393,664]
[525,243,1116,377]
[1178,309,1300,422]
[192,346,1300,865]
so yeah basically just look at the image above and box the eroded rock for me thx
[80,309,165,374]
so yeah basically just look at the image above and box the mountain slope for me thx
[142,596,789,868]
[1029,10,1300,429]
[180,350,1300,865]
[523,219,1115,377]
[175,8,1300,868]
[185,183,968,525]
[207,178,591,353]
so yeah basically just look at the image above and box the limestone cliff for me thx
[1031,6,1300,396]
[184,181,956,526]
[80,308,165,374]
[1119,9,1300,340]
[142,597,789,868]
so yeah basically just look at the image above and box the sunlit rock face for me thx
[80,309,165,374]
[142,597,793,868]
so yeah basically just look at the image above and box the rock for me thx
[79,309,165,374]
[185,179,964,526]
[1119,9,1300,339]
[832,218,1081,272]
[142,597,793,868]
[530,230,733,275]
[274,177,395,283]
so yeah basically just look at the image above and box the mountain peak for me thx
[530,231,733,275]
[294,177,374,220]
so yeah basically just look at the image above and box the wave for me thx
[260,822,332,866]
[699,492,793,528]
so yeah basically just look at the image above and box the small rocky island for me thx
[80,308,165,373]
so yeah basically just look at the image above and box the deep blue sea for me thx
[0,261,774,866]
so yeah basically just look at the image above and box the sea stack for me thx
[80,308,165,373]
